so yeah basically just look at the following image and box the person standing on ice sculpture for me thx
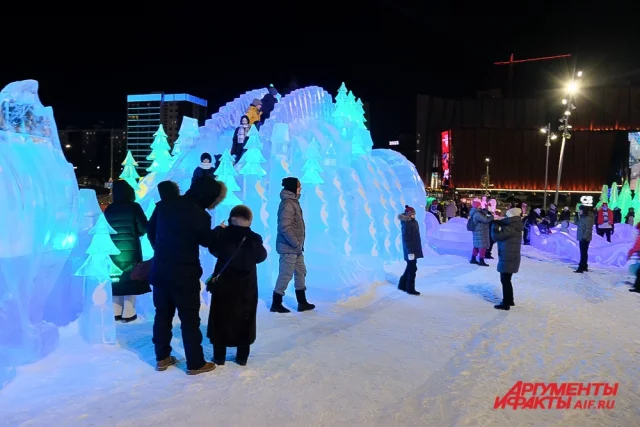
[230,115,251,161]
[397,205,424,295]
[574,205,594,273]
[147,176,227,375]
[245,99,262,126]
[207,205,268,365]
[270,177,315,313]
[468,199,493,266]
[191,152,215,186]
[104,180,149,322]
[491,207,523,310]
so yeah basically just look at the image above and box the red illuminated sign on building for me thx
[441,130,451,188]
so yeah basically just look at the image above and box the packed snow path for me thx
[2,249,639,427]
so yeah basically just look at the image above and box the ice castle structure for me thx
[136,84,427,299]
[0,80,79,388]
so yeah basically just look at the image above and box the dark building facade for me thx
[59,126,126,181]
[416,85,640,193]
[126,93,208,174]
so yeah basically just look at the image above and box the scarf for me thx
[200,162,212,170]
[237,125,249,145]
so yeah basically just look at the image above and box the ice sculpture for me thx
[74,215,118,344]
[617,180,632,218]
[135,83,426,298]
[428,218,474,255]
[609,181,619,209]
[146,125,173,173]
[120,151,141,193]
[0,80,79,389]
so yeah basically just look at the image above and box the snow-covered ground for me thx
[2,248,640,427]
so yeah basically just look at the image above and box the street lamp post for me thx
[540,124,558,211]
[485,157,490,196]
[553,72,582,206]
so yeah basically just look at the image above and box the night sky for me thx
[2,11,639,144]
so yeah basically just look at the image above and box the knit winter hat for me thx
[229,205,253,222]
[252,98,262,106]
[404,205,416,214]
[506,207,522,218]
[282,177,299,193]
[200,152,212,162]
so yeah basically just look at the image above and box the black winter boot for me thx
[295,290,316,312]
[236,346,250,366]
[494,302,510,310]
[470,256,479,264]
[485,252,494,260]
[213,346,226,365]
[478,259,490,267]
[270,292,291,313]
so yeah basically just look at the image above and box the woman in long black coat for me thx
[104,180,149,322]
[207,205,267,366]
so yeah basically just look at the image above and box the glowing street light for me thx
[562,99,568,105]
[577,70,583,77]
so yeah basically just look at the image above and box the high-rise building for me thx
[59,126,126,181]
[126,93,208,173]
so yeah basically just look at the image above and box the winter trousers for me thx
[597,228,612,243]
[274,253,307,296]
[634,269,640,290]
[152,285,205,371]
[214,345,250,362]
[399,260,418,291]
[500,273,514,305]
[578,240,590,271]
[113,295,137,318]
[472,247,487,258]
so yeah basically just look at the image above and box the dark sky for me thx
[2,10,639,143]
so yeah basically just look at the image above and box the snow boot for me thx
[630,288,640,293]
[156,355,178,372]
[186,361,216,376]
[296,289,316,312]
[478,259,490,267]
[236,346,250,366]
[494,303,510,311]
[270,292,291,313]
[485,251,494,259]
[398,276,407,292]
[470,256,479,265]
[213,346,226,365]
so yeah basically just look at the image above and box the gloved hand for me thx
[408,254,415,261]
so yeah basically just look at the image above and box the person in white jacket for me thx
[445,201,457,221]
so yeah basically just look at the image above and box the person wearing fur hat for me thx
[271,177,315,313]
[398,205,424,295]
[491,207,523,310]
[468,199,494,266]
[246,99,262,126]
[147,176,227,375]
[207,205,267,366]
[192,152,215,186]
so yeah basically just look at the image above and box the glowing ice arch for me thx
[0,80,79,389]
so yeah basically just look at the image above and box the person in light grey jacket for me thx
[270,177,315,313]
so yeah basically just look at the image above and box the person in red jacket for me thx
[627,223,640,293]
[596,203,614,243]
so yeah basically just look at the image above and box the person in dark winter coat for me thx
[559,206,571,222]
[547,204,558,228]
[613,207,622,224]
[397,205,424,295]
[104,180,149,322]
[491,207,523,310]
[469,200,493,266]
[523,208,541,245]
[191,152,215,186]
[459,203,469,219]
[429,201,441,223]
[147,176,227,375]
[207,205,267,366]
[156,181,180,208]
[230,116,251,161]
[270,177,315,313]
[574,205,595,273]
[260,86,279,123]
[626,207,635,225]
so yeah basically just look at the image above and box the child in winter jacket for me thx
[398,205,424,295]
[192,152,215,186]
[627,223,640,293]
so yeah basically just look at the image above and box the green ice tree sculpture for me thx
[618,180,633,217]
[346,90,357,121]
[239,125,267,177]
[597,185,609,208]
[355,98,367,129]
[300,139,324,185]
[333,82,349,120]
[609,181,619,209]
[146,125,173,173]
[119,151,140,191]
[351,131,366,157]
[75,214,122,278]
[215,149,243,206]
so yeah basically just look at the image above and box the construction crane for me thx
[494,53,572,97]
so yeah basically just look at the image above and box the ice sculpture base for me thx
[79,278,116,345]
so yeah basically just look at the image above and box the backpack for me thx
[466,216,476,232]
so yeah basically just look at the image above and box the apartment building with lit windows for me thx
[126,93,208,173]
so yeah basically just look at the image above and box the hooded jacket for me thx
[575,210,595,242]
[276,189,305,254]
[148,177,227,289]
[399,213,424,261]
[104,180,149,296]
[491,213,523,274]
[469,207,494,248]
